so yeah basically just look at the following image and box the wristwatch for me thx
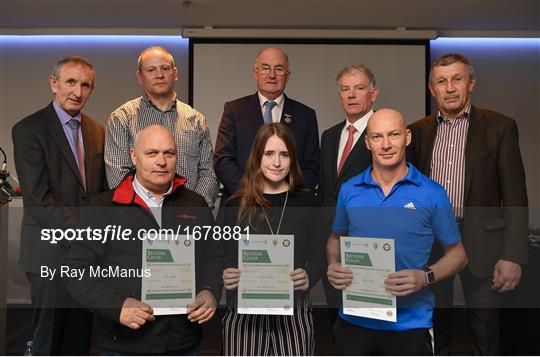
[423,266,436,285]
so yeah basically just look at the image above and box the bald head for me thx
[366,108,406,134]
[133,125,173,149]
[255,47,289,67]
[137,46,175,72]
[365,108,411,171]
[131,125,177,196]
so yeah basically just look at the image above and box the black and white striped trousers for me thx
[222,303,314,356]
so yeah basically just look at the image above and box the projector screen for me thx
[190,40,429,144]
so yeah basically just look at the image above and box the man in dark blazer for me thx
[12,56,105,355]
[408,53,528,355]
[319,64,378,340]
[214,47,319,203]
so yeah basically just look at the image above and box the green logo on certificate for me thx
[146,249,174,263]
[242,250,272,263]
[345,252,373,267]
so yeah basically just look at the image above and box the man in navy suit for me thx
[214,47,319,203]
[319,64,379,345]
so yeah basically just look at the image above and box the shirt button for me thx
[448,162,453,165]
[447,180,451,183]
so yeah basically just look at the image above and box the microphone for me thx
[0,146,12,205]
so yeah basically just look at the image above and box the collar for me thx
[53,100,81,124]
[257,91,285,110]
[142,92,178,112]
[112,174,186,208]
[132,176,173,204]
[344,109,373,133]
[352,162,422,187]
[437,105,471,123]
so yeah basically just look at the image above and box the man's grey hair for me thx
[51,56,95,86]
[336,64,377,88]
[429,53,476,83]
[254,47,290,68]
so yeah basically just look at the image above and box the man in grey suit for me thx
[409,53,528,355]
[12,56,105,355]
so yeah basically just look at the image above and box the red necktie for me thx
[337,125,357,175]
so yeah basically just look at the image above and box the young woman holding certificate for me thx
[219,123,326,356]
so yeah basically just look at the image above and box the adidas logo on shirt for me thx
[404,202,416,210]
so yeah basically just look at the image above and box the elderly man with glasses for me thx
[214,47,320,205]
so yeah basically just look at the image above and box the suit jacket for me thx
[408,106,529,277]
[214,93,320,202]
[12,102,105,272]
[319,120,372,221]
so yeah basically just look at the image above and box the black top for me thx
[218,189,327,305]
[63,175,221,354]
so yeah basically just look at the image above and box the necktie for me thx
[263,101,277,124]
[337,125,357,175]
[67,119,86,191]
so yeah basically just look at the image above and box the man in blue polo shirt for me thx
[326,108,467,355]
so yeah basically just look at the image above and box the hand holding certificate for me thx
[237,234,294,315]
[141,234,196,315]
[340,236,397,322]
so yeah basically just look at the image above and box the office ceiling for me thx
[1,0,539,34]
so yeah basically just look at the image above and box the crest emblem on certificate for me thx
[282,239,291,247]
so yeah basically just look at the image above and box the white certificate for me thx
[237,234,294,315]
[340,236,396,322]
[141,234,196,315]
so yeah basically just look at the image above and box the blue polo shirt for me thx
[332,163,460,331]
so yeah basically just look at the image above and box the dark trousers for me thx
[322,275,341,336]
[26,272,93,355]
[333,317,433,355]
[101,345,200,356]
[432,268,500,355]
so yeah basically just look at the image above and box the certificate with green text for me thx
[141,234,196,315]
[238,234,294,315]
[340,236,396,322]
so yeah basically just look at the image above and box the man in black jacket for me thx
[319,64,378,337]
[64,125,222,355]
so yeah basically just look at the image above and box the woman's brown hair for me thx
[230,123,305,226]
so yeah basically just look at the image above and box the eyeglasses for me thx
[255,65,289,75]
